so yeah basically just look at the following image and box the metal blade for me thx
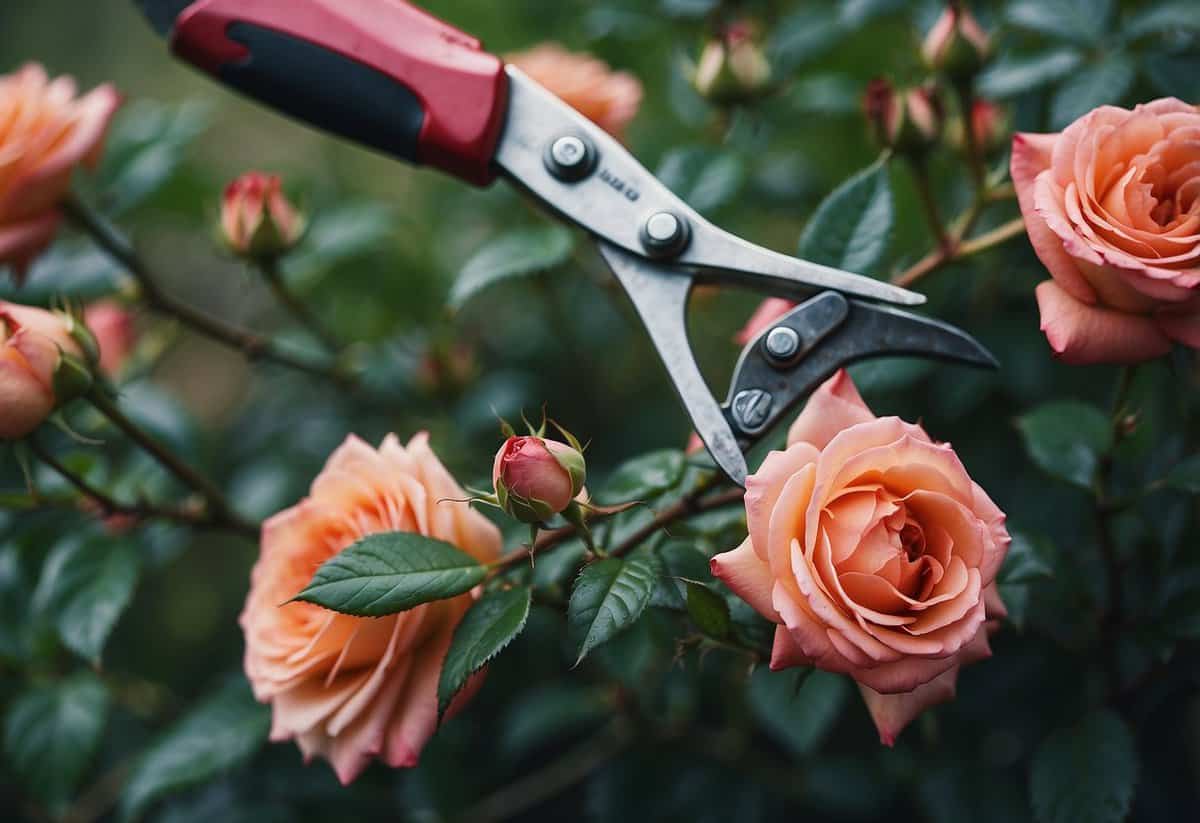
[132,0,194,36]
[723,294,998,442]
[494,67,923,307]
[596,242,750,486]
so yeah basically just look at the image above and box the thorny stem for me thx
[64,195,355,388]
[86,387,258,538]
[24,437,258,539]
[257,257,343,354]
[908,157,953,254]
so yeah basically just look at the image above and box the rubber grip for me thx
[171,0,508,186]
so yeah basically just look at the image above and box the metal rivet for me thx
[763,326,801,364]
[544,134,596,182]
[732,388,773,432]
[640,211,691,258]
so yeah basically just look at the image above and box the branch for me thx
[257,257,344,354]
[64,195,355,388]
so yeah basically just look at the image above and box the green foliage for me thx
[798,160,893,276]
[656,147,746,215]
[747,668,848,758]
[120,677,270,823]
[1031,710,1138,823]
[1017,402,1112,489]
[3,672,109,812]
[598,449,686,503]
[1049,55,1138,129]
[1006,0,1114,46]
[568,552,661,665]
[684,580,731,639]
[293,532,488,617]
[438,585,532,714]
[1164,454,1200,493]
[448,225,574,312]
[33,534,140,663]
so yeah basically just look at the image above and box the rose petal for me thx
[786,369,876,451]
[1036,279,1173,364]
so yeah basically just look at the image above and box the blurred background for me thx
[2,1,1199,821]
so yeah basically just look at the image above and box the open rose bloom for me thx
[1013,98,1200,364]
[711,371,1010,744]
[0,64,119,281]
[240,434,502,783]
[506,44,642,138]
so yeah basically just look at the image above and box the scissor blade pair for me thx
[132,0,193,35]
[494,67,923,308]
[723,294,998,443]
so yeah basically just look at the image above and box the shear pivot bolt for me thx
[763,326,801,363]
[640,211,690,258]
[545,135,596,182]
[732,388,774,433]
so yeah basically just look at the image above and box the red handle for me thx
[171,0,508,186]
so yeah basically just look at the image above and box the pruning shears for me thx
[133,0,997,487]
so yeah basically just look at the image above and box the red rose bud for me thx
[691,20,772,105]
[865,79,943,154]
[493,435,586,524]
[969,98,1008,154]
[220,172,306,261]
[922,4,990,80]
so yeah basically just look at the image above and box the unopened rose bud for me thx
[0,301,90,439]
[922,4,990,80]
[83,300,137,376]
[947,98,1009,157]
[220,172,306,261]
[865,79,943,155]
[691,21,772,105]
[493,435,586,524]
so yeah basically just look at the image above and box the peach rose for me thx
[507,44,642,138]
[83,300,135,376]
[0,64,120,282]
[711,371,1010,745]
[1012,98,1200,364]
[0,301,86,439]
[240,433,502,783]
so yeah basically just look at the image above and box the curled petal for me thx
[786,369,876,451]
[710,538,779,622]
[1036,280,1172,364]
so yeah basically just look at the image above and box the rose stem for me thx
[256,256,344,354]
[907,157,954,254]
[63,194,356,389]
[86,387,258,538]
[25,436,259,539]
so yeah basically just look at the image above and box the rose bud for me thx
[83,299,136,376]
[952,98,1009,156]
[865,79,943,155]
[507,44,642,138]
[493,435,586,524]
[1,301,93,439]
[921,4,990,80]
[0,64,120,284]
[220,172,306,261]
[691,20,773,105]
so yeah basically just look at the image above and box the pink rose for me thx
[0,64,120,282]
[83,300,136,376]
[506,44,642,138]
[0,301,86,439]
[240,433,502,784]
[221,172,306,260]
[1012,99,1200,364]
[711,371,1010,745]
[492,435,586,523]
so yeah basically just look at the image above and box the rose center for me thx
[898,521,926,561]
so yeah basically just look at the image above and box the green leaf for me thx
[438,586,532,714]
[599,450,686,503]
[685,581,731,639]
[1143,54,1200,101]
[787,73,862,116]
[449,225,573,311]
[1123,3,1200,42]
[769,7,843,74]
[1006,0,1114,46]
[798,161,893,277]
[4,672,110,811]
[34,536,140,664]
[978,49,1085,98]
[120,677,270,823]
[748,668,848,757]
[1050,56,1136,130]
[1031,710,1138,823]
[569,553,661,665]
[999,532,1056,585]
[655,147,746,215]
[1165,455,1200,494]
[288,202,395,287]
[1016,402,1112,489]
[293,532,487,617]
[650,540,714,609]
[97,100,212,215]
